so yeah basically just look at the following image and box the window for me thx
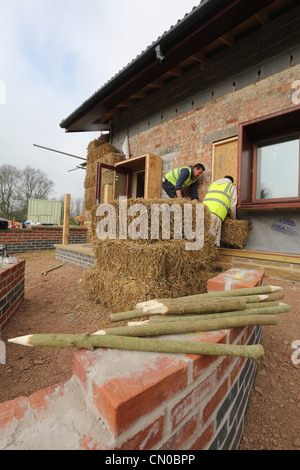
[238,105,300,209]
[255,135,299,200]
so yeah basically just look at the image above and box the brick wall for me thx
[0,226,87,255]
[0,260,25,333]
[125,64,300,201]
[55,246,96,270]
[0,324,261,450]
[0,269,264,450]
[74,325,261,450]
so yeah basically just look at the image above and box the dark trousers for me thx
[162,179,177,198]
[162,179,190,199]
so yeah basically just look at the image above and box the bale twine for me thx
[221,218,250,248]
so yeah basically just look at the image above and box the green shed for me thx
[27,198,63,225]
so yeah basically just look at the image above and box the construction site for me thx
[1,0,300,451]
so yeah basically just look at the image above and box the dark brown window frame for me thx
[237,104,300,210]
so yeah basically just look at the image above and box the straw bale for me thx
[221,218,250,248]
[86,143,121,165]
[84,149,124,213]
[91,198,212,243]
[84,188,95,212]
[84,237,217,312]
[87,135,109,154]
[84,153,124,189]
[84,199,218,311]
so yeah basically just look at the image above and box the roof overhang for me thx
[60,0,280,133]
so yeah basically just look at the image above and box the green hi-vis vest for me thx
[203,180,235,221]
[165,166,196,187]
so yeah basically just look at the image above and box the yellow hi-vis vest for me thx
[203,180,235,221]
[165,166,196,187]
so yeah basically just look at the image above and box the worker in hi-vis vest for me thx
[203,175,237,247]
[162,163,205,200]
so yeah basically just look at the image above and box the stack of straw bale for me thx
[84,200,218,312]
[221,218,250,249]
[83,136,124,241]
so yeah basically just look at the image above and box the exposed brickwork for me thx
[207,268,265,292]
[91,355,189,436]
[0,260,25,332]
[0,269,263,450]
[126,65,300,201]
[0,227,87,254]
[55,247,96,269]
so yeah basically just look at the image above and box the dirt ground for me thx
[0,250,299,450]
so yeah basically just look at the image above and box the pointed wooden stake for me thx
[8,333,264,362]
[95,314,278,338]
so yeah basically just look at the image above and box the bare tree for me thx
[60,195,85,219]
[17,165,54,207]
[0,164,21,217]
[73,197,84,218]
[0,164,55,219]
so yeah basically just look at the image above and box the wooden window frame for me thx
[95,163,132,204]
[237,105,300,210]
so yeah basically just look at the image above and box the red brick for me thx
[117,415,165,450]
[0,397,28,430]
[207,268,265,292]
[29,383,65,413]
[228,326,255,344]
[216,355,234,381]
[93,356,188,436]
[73,349,101,390]
[201,378,229,425]
[170,370,216,429]
[188,422,214,450]
[230,357,246,386]
[160,414,198,450]
[185,331,227,381]
[241,325,256,344]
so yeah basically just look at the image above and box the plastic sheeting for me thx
[241,210,300,254]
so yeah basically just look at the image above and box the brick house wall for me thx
[108,4,300,255]
[114,64,300,202]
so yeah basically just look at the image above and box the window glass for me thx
[256,137,299,199]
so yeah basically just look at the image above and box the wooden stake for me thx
[135,285,283,309]
[96,314,278,338]
[42,264,64,276]
[110,298,247,323]
[63,193,70,245]
[109,296,275,324]
[140,297,247,315]
[8,333,265,362]
[147,303,290,323]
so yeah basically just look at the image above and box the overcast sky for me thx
[0,0,199,201]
